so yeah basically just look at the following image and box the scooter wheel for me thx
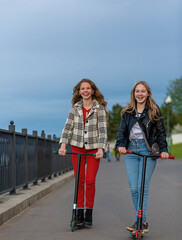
[71,221,76,232]
[137,231,143,239]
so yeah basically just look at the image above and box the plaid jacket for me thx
[59,99,107,150]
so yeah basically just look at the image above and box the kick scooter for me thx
[54,150,106,232]
[124,150,175,239]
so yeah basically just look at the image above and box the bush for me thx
[170,143,182,159]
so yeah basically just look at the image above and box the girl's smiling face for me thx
[134,83,149,104]
[79,82,94,100]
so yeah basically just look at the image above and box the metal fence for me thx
[0,122,73,195]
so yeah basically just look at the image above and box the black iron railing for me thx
[0,122,73,195]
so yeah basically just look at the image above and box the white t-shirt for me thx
[129,114,144,140]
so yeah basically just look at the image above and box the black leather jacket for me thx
[116,104,168,153]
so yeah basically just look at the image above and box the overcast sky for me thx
[0,0,181,137]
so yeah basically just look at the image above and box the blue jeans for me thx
[125,139,157,222]
[107,152,111,161]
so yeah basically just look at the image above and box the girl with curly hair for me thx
[59,78,107,228]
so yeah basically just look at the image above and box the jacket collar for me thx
[132,103,149,117]
[74,99,99,109]
[74,99,99,118]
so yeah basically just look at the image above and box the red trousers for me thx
[72,146,100,209]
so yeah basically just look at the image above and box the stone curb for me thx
[0,170,74,226]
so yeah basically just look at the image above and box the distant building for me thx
[171,124,182,144]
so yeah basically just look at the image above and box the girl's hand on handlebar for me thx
[160,152,169,159]
[96,148,103,159]
[118,147,127,155]
[58,143,67,156]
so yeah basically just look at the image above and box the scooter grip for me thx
[103,152,107,158]
[126,150,132,154]
[53,150,68,155]
[116,149,132,154]
[93,153,106,158]
[159,154,175,159]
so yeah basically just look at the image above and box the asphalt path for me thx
[0,155,181,240]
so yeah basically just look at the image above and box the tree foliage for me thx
[107,104,123,140]
[160,103,177,134]
[167,76,182,115]
[161,76,182,132]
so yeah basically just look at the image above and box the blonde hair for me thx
[72,78,108,117]
[122,81,161,121]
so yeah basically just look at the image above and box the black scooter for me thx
[54,150,106,232]
[125,150,175,239]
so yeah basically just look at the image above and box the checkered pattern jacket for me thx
[59,99,107,150]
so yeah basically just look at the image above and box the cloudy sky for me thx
[0,0,181,137]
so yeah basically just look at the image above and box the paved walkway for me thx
[0,156,181,240]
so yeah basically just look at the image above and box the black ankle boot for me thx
[76,209,84,227]
[84,208,93,226]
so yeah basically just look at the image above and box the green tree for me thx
[161,76,182,132]
[160,102,177,134]
[107,104,123,140]
[167,76,182,116]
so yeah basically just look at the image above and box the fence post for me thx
[22,129,29,189]
[41,130,45,138]
[53,134,56,141]
[33,131,38,185]
[41,130,46,182]
[9,121,16,195]
[47,135,52,180]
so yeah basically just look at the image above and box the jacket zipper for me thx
[146,120,150,139]
[146,120,150,128]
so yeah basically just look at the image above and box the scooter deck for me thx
[70,221,84,231]
[130,231,143,239]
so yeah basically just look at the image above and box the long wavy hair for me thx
[122,81,161,121]
[72,78,108,117]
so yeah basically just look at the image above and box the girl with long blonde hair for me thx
[116,81,169,235]
[122,81,161,121]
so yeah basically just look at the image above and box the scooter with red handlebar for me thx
[117,149,175,239]
[53,150,106,232]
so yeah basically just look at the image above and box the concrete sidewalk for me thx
[0,171,74,226]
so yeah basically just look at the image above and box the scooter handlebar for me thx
[53,150,106,158]
[125,150,175,159]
